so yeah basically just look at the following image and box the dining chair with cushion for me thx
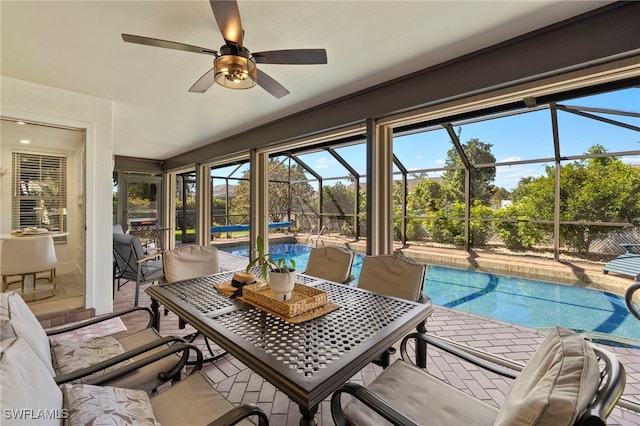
[113,233,164,306]
[332,327,625,426]
[1,236,57,296]
[303,246,355,284]
[357,254,426,302]
[357,254,428,367]
[163,245,220,283]
[0,291,186,393]
[162,244,227,363]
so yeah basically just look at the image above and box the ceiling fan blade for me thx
[257,69,289,99]
[122,34,218,56]
[209,0,243,47]
[189,68,217,93]
[253,49,327,65]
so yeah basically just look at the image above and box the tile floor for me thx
[111,251,640,426]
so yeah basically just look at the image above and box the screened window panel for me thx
[12,151,68,242]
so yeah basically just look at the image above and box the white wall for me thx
[1,76,114,314]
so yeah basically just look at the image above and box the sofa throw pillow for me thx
[2,292,54,375]
[0,338,63,426]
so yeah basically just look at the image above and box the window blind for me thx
[12,151,68,242]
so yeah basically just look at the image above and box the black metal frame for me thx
[69,342,270,426]
[45,306,188,386]
[626,282,640,321]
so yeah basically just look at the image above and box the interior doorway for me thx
[115,173,165,250]
[0,118,86,315]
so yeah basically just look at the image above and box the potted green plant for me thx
[246,235,296,301]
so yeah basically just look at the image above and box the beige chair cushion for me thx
[62,383,160,426]
[357,255,425,301]
[494,327,600,426]
[0,338,63,426]
[151,371,254,425]
[0,292,54,375]
[343,359,498,426]
[304,247,354,283]
[103,327,181,393]
[163,245,220,283]
[51,335,132,382]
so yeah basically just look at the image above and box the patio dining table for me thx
[146,270,433,426]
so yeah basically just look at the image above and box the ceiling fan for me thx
[122,0,327,98]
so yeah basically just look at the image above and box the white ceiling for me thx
[1,1,612,160]
[1,119,85,152]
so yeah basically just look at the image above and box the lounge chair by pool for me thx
[603,244,640,280]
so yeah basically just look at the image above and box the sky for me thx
[213,86,639,192]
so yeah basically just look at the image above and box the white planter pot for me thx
[268,270,296,301]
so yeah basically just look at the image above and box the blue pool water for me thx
[225,244,640,345]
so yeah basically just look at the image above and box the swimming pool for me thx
[225,244,640,345]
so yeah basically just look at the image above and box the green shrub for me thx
[406,218,427,241]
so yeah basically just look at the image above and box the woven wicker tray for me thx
[242,283,327,318]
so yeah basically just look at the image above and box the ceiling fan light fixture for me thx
[214,55,257,90]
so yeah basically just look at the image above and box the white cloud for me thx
[621,155,640,165]
[499,156,523,163]
[315,156,337,170]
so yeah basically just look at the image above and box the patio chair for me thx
[1,337,269,426]
[303,246,355,284]
[0,291,186,393]
[163,244,220,283]
[162,244,227,363]
[332,327,625,426]
[113,232,164,306]
[112,224,124,297]
[357,254,428,367]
